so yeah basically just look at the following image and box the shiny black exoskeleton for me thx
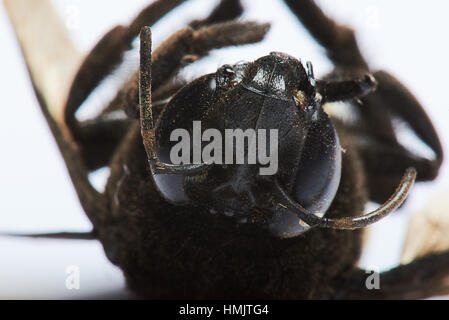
[149,52,383,238]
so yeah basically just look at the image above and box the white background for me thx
[0,0,448,299]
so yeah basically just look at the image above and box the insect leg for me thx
[317,74,377,103]
[139,22,268,174]
[69,118,133,171]
[354,71,443,203]
[64,0,187,131]
[284,1,443,201]
[65,0,250,171]
[121,20,271,120]
[102,0,244,117]
[190,0,243,29]
[283,0,368,70]
[79,19,268,172]
[61,1,189,172]
[367,71,443,174]
[65,0,245,130]
[283,0,407,151]
[336,250,449,299]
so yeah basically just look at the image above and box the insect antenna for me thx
[274,167,417,230]
[0,232,96,240]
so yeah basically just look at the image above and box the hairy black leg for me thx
[283,0,393,143]
[64,0,187,130]
[64,78,182,171]
[76,21,269,171]
[118,21,270,120]
[283,0,368,70]
[106,0,243,116]
[285,0,443,202]
[72,118,133,171]
[77,20,269,171]
[190,0,243,29]
[284,0,396,141]
[335,250,449,299]
[317,74,377,103]
[61,0,188,173]
[66,0,244,127]
[65,0,248,171]
[362,71,443,175]
[138,21,269,174]
[153,21,270,92]
[354,71,443,202]
[78,78,185,172]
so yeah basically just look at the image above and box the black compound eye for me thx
[292,112,341,215]
[269,110,342,238]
